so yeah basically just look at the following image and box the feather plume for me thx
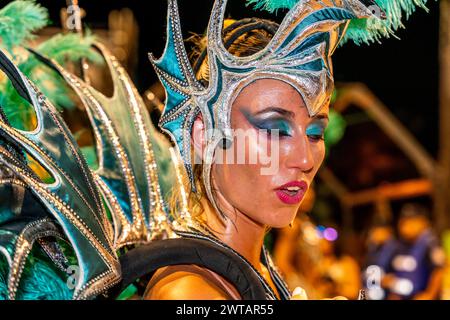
[246,0,431,45]
[0,0,48,53]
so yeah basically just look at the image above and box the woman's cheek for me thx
[312,141,326,172]
[245,131,271,166]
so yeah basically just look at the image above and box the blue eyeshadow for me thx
[306,121,326,138]
[243,110,293,136]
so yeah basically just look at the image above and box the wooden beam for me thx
[342,179,433,208]
[436,0,450,232]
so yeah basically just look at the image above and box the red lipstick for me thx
[275,181,308,205]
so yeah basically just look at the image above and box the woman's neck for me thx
[200,194,267,273]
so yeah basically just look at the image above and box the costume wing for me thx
[0,50,120,300]
[29,43,176,249]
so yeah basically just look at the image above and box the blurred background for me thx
[2,0,450,299]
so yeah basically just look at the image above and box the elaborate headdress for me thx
[150,0,386,214]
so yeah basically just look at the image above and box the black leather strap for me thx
[115,237,268,300]
[0,50,32,103]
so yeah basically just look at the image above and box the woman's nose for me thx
[284,134,314,173]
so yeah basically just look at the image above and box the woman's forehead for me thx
[232,76,331,119]
[235,78,304,105]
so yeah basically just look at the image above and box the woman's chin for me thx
[265,209,298,228]
[272,221,294,228]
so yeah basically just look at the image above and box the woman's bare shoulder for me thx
[144,265,231,300]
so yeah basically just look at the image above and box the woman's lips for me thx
[275,180,308,205]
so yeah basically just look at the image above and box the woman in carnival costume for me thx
[0,0,430,300]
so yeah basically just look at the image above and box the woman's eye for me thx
[308,134,324,141]
[243,110,294,137]
[247,116,292,137]
[257,120,292,137]
[306,123,325,141]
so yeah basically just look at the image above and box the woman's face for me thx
[210,78,329,228]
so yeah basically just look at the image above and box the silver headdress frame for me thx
[150,0,381,218]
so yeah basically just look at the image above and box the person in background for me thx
[383,203,445,300]
[363,217,398,300]
[315,234,361,300]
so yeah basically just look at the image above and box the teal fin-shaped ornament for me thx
[149,0,204,190]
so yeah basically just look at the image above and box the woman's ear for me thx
[191,113,205,162]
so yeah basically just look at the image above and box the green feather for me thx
[0,0,102,129]
[35,31,103,65]
[0,32,102,130]
[0,0,49,53]
[0,248,73,300]
[246,0,431,45]
[22,31,103,109]
[343,0,430,45]
[246,0,298,12]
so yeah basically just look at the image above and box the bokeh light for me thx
[323,227,338,242]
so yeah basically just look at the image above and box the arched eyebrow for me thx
[255,107,295,118]
[313,113,329,121]
[254,107,329,121]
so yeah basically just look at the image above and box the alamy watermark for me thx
[173,127,283,176]
[66,265,81,290]
[65,5,82,31]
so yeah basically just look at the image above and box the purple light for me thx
[323,228,338,241]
